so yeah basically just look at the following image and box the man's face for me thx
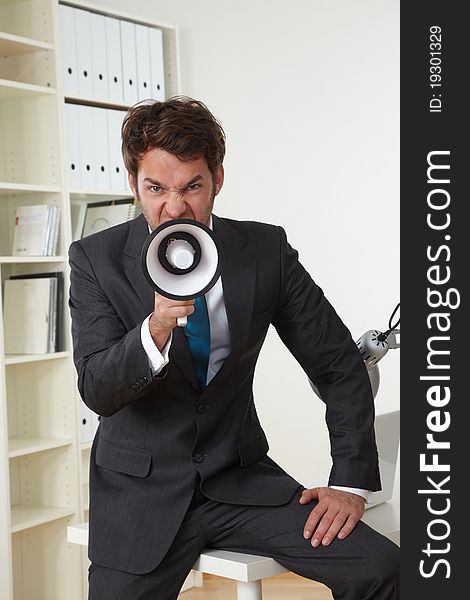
[128,148,224,230]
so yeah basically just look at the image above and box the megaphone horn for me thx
[141,219,223,326]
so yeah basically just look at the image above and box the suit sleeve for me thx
[271,227,381,492]
[69,241,166,417]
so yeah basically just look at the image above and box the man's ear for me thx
[128,173,138,198]
[214,164,224,196]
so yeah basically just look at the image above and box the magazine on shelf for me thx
[3,272,64,354]
[11,204,61,256]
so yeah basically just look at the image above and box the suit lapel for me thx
[202,216,256,395]
[171,215,256,393]
[123,214,154,317]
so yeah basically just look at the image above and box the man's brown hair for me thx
[121,96,226,182]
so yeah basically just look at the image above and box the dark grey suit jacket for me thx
[68,213,380,575]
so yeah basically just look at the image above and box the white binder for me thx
[106,109,128,191]
[120,20,138,105]
[135,24,152,101]
[3,278,52,354]
[90,12,109,101]
[77,105,96,189]
[104,16,124,103]
[149,27,165,100]
[74,8,94,98]
[59,4,78,96]
[70,201,87,240]
[64,103,82,188]
[91,107,110,190]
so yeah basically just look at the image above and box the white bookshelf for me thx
[0,1,180,599]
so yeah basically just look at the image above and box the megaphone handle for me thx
[177,316,187,327]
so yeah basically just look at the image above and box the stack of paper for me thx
[12,204,61,256]
[3,272,63,355]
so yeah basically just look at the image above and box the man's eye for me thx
[150,185,162,193]
[187,183,201,192]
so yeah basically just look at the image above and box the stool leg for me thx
[236,580,262,600]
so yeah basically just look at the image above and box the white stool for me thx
[67,523,288,600]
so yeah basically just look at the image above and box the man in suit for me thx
[69,97,399,599]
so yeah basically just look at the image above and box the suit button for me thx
[193,453,205,464]
[196,404,208,415]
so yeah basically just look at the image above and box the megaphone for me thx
[141,218,222,326]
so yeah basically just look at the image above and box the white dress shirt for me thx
[140,274,230,384]
[139,217,370,502]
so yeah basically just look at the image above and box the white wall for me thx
[99,0,400,499]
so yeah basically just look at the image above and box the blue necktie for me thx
[185,296,211,389]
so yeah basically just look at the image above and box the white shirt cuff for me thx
[329,486,372,503]
[140,315,172,376]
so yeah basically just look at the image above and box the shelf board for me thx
[4,351,70,365]
[70,189,132,199]
[0,256,65,265]
[60,0,176,30]
[0,182,61,196]
[10,505,75,533]
[0,78,56,99]
[65,94,130,110]
[8,437,72,458]
[0,32,53,56]
[8,437,73,458]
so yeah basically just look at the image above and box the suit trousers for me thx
[88,485,400,600]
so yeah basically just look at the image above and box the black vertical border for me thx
[401,2,465,597]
